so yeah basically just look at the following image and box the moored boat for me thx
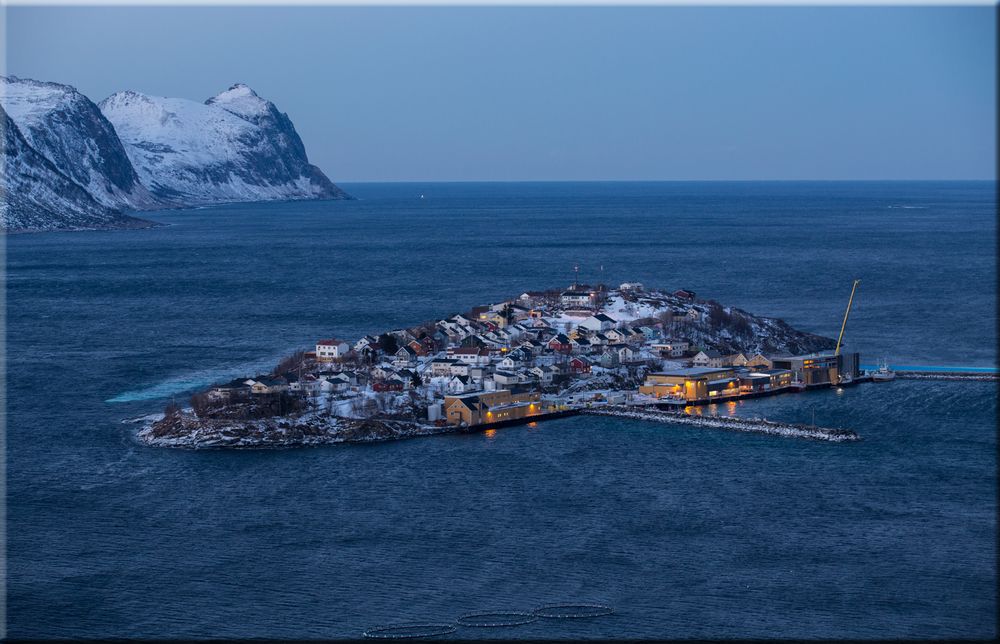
[871,358,896,382]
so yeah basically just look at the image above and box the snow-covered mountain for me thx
[1,104,154,232]
[100,83,349,205]
[1,77,350,232]
[1,76,156,212]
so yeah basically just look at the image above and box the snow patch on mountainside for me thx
[101,84,350,205]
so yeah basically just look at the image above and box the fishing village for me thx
[137,277,928,449]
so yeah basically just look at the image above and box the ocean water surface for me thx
[4,181,996,638]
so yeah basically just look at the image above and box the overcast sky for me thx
[4,5,995,182]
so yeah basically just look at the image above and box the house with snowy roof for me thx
[448,346,490,365]
[579,313,617,332]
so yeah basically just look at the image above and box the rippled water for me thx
[5,181,996,638]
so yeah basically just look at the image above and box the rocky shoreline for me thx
[136,411,450,449]
[134,401,862,449]
[127,283,860,450]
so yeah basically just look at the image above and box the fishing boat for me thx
[871,358,896,382]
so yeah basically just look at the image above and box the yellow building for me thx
[639,368,739,402]
[444,389,542,426]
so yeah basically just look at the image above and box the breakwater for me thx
[584,406,860,442]
[896,372,998,382]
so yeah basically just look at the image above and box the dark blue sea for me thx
[4,181,997,638]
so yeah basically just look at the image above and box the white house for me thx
[652,340,690,357]
[371,365,395,380]
[320,373,352,393]
[500,355,522,370]
[449,362,472,377]
[248,376,288,395]
[579,313,617,332]
[394,345,418,366]
[692,350,724,368]
[447,375,473,394]
[301,375,323,396]
[493,370,521,386]
[570,336,593,354]
[560,290,593,308]
[530,365,556,385]
[603,328,627,343]
[448,347,489,365]
[430,358,460,377]
[316,339,350,361]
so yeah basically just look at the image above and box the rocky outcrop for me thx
[138,411,448,449]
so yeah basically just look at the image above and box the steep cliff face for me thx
[0,76,156,211]
[100,83,350,205]
[0,104,154,232]
[1,77,349,232]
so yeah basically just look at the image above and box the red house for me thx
[407,339,428,356]
[569,357,592,374]
[372,381,404,392]
[547,333,572,353]
[673,289,696,300]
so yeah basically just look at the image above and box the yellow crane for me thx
[835,279,861,357]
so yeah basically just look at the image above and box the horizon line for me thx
[334,178,998,184]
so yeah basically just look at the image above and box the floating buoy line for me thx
[362,602,614,639]
[455,610,538,628]
[362,622,457,639]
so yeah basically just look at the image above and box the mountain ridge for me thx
[1,76,350,232]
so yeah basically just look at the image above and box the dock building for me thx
[639,367,740,402]
[443,388,543,426]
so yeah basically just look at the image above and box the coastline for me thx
[136,411,451,449]
[134,283,850,450]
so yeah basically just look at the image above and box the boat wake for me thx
[106,358,278,403]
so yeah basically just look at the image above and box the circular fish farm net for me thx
[362,622,457,639]
[532,603,615,619]
[455,610,538,628]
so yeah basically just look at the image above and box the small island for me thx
[140,282,870,449]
